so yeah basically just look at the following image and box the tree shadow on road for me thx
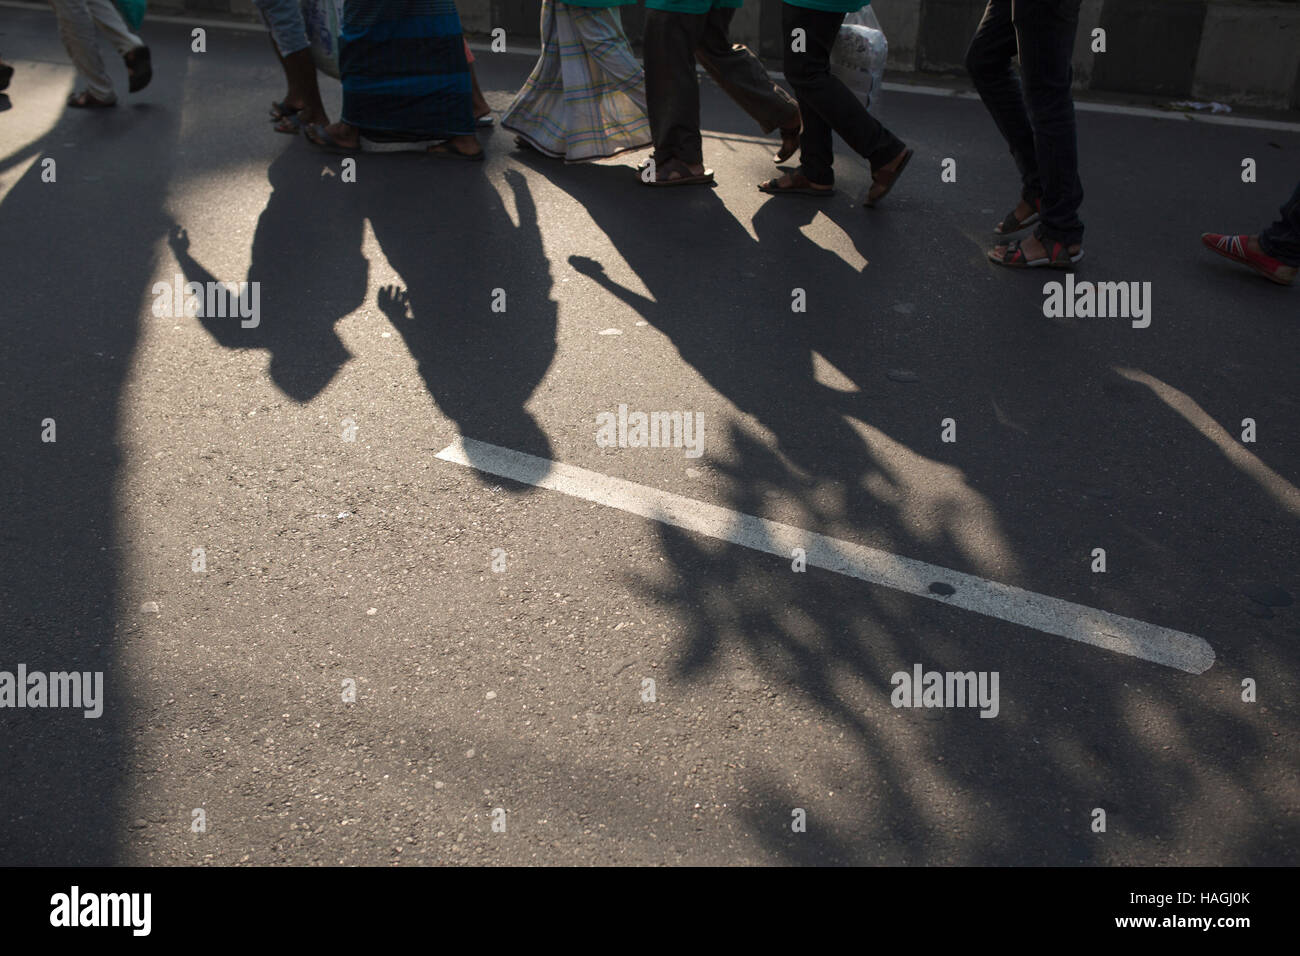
[517,143,1300,864]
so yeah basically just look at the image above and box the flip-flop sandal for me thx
[988,237,1084,269]
[427,141,485,161]
[302,122,359,153]
[124,45,151,93]
[274,113,303,134]
[270,100,301,120]
[476,113,495,127]
[864,146,913,207]
[758,174,833,198]
[360,135,440,152]
[995,197,1042,235]
[644,158,714,187]
[67,90,116,109]
[774,126,800,163]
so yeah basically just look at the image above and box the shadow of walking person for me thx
[364,163,558,479]
[167,147,369,403]
[0,43,186,865]
[532,155,874,486]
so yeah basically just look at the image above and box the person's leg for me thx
[965,0,1041,212]
[643,8,709,171]
[49,0,117,103]
[1259,180,1300,266]
[779,3,833,187]
[1015,0,1083,251]
[782,3,905,187]
[85,0,141,55]
[695,6,798,135]
[282,49,327,125]
[255,0,326,125]
[465,40,491,120]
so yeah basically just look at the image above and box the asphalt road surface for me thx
[1,5,1297,866]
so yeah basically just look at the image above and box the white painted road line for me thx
[436,438,1216,674]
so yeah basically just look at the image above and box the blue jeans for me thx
[1259,181,1300,266]
[966,0,1084,246]
[256,0,310,57]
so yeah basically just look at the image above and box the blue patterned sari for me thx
[339,0,475,140]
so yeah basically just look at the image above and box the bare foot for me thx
[320,121,359,148]
[429,134,483,159]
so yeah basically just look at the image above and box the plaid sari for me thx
[502,1,651,162]
[339,0,474,140]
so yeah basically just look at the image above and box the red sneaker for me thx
[1201,233,1297,286]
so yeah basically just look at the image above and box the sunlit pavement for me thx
[1,6,1297,865]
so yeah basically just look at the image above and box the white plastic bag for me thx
[300,0,345,79]
[830,4,888,112]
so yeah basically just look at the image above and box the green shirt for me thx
[783,0,868,14]
[644,0,743,15]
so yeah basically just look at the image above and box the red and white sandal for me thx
[1200,233,1296,286]
[988,237,1083,269]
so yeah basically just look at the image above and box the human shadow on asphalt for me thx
[172,142,558,477]
[516,142,1300,864]
[362,161,558,472]
[168,148,368,403]
[0,80,184,865]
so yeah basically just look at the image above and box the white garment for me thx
[48,0,142,102]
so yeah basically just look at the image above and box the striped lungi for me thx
[501,1,651,163]
[339,0,474,140]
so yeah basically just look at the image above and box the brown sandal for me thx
[864,146,912,207]
[758,172,833,197]
[644,157,715,187]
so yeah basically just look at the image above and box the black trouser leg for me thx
[782,3,904,187]
[965,0,1042,203]
[1014,0,1084,246]
[644,9,709,167]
